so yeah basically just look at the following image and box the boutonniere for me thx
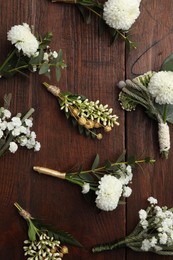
[118,70,173,159]
[51,0,141,48]
[33,153,155,212]
[43,82,119,139]
[14,203,82,259]
[0,23,66,81]
[0,94,40,157]
[93,197,173,256]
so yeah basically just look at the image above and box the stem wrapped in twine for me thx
[43,82,61,97]
[158,122,170,159]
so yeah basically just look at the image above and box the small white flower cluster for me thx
[140,197,173,252]
[62,96,119,128]
[32,47,60,72]
[0,107,40,154]
[95,165,133,211]
[23,233,62,260]
[7,23,39,57]
[103,0,141,31]
[148,71,173,105]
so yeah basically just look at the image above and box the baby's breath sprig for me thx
[43,82,119,139]
[92,197,173,256]
[33,153,155,212]
[14,202,82,260]
[51,0,141,48]
[0,94,40,157]
[0,23,66,81]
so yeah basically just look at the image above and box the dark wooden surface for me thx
[0,0,173,259]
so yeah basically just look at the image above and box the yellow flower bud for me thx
[71,108,79,117]
[61,245,69,255]
[104,126,112,132]
[78,117,87,125]
[84,120,95,129]
[94,121,102,128]
[96,133,103,140]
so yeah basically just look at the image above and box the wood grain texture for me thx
[0,0,173,259]
[0,0,125,259]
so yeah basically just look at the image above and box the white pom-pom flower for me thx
[7,23,39,57]
[95,175,123,211]
[103,0,141,31]
[148,71,173,105]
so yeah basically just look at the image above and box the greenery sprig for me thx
[0,23,66,81]
[14,202,82,259]
[43,82,119,139]
[33,153,155,211]
[51,0,140,49]
[92,197,173,256]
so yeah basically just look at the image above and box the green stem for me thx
[66,175,97,190]
[0,49,16,74]
[163,104,168,123]
[72,159,155,175]
[92,238,126,253]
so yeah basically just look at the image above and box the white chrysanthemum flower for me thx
[95,175,123,211]
[122,186,132,197]
[7,23,39,57]
[148,71,173,105]
[9,142,18,153]
[103,0,141,31]
[148,197,158,205]
[82,182,90,194]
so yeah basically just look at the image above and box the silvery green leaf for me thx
[160,53,173,71]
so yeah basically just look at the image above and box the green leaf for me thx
[56,67,61,81]
[127,156,136,165]
[29,49,44,65]
[28,220,37,241]
[156,103,173,124]
[91,154,99,170]
[3,93,12,109]
[49,230,82,247]
[77,5,91,24]
[160,53,173,71]
[98,18,106,36]
[32,219,82,247]
[104,159,112,170]
[39,62,49,75]
[116,150,126,163]
[57,49,63,62]
[79,172,94,182]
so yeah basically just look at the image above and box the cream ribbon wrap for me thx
[158,122,170,153]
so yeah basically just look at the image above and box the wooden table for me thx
[1,0,173,259]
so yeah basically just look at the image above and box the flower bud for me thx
[104,126,112,132]
[78,117,86,126]
[94,122,102,128]
[96,133,103,140]
[61,245,68,255]
[71,108,79,117]
[84,120,95,129]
